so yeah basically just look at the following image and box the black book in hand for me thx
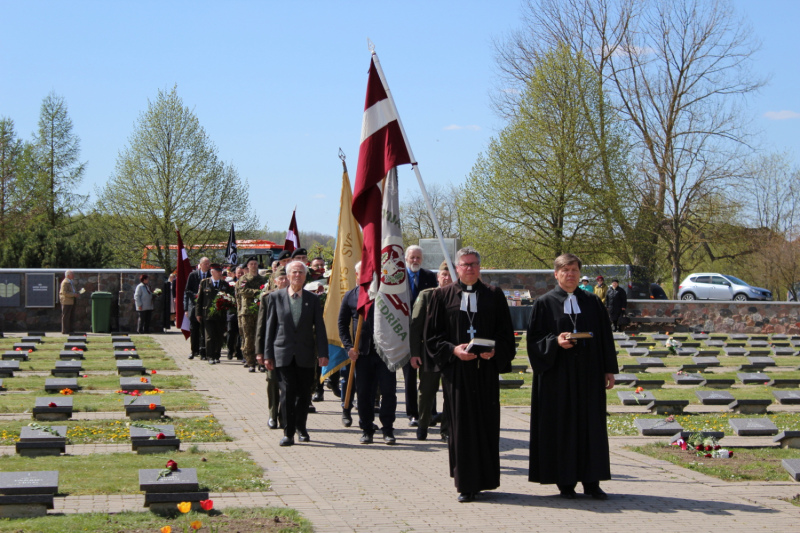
[466,338,495,354]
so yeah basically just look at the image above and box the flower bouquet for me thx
[208,292,236,318]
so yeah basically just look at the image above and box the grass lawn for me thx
[0,449,269,494]
[607,412,800,436]
[0,390,208,413]
[0,507,311,533]
[0,415,231,445]
[630,442,800,482]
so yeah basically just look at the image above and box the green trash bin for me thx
[91,291,113,333]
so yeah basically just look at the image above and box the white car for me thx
[677,273,772,301]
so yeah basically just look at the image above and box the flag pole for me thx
[369,49,457,278]
[343,315,363,410]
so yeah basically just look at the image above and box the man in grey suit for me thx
[265,260,329,446]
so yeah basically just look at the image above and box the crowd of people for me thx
[174,246,618,503]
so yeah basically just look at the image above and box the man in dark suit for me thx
[196,264,235,364]
[185,257,211,360]
[256,265,289,429]
[338,262,398,445]
[264,260,328,446]
[403,245,437,426]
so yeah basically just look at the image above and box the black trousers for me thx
[137,310,152,333]
[203,319,226,360]
[226,315,240,358]
[356,351,397,432]
[190,312,205,356]
[276,360,315,437]
[401,362,418,418]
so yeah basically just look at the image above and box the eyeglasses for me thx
[458,262,479,269]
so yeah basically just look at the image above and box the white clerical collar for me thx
[564,292,581,315]
[461,288,477,313]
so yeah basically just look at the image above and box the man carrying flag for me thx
[284,211,299,254]
[174,228,193,340]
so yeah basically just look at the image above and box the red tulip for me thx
[149,403,157,410]
[704,453,712,458]
[151,370,157,374]
[199,499,214,511]
[15,347,21,351]
[155,432,166,440]
[729,451,734,457]
[48,402,57,408]
[695,445,702,450]
[166,459,178,471]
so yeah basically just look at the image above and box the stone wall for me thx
[0,269,168,333]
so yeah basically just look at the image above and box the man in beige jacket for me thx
[59,270,77,334]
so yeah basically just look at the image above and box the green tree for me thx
[0,118,29,240]
[461,45,633,267]
[95,86,258,271]
[32,92,87,227]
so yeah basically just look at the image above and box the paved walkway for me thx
[11,332,800,531]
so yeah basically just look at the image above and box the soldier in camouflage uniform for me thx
[237,256,267,372]
[256,265,289,428]
[196,264,235,364]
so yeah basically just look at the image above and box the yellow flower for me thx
[190,520,202,530]
[160,527,172,533]
[177,501,192,513]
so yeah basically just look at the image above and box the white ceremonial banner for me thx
[373,168,411,371]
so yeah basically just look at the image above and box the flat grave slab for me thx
[627,348,650,357]
[647,349,671,357]
[116,360,146,376]
[632,379,665,389]
[635,341,657,348]
[670,430,725,444]
[619,364,649,372]
[20,337,43,344]
[113,342,137,351]
[747,356,776,367]
[672,373,706,385]
[51,361,83,377]
[724,347,749,356]
[651,334,670,341]
[792,339,800,347]
[63,343,87,351]
[706,340,726,347]
[646,400,689,415]
[678,364,706,373]
[729,399,772,414]
[702,378,736,389]
[680,341,701,348]
[749,340,770,347]
[782,459,800,481]
[772,347,798,356]
[617,391,656,405]
[0,360,19,377]
[771,334,789,340]
[66,336,87,343]
[774,431,800,450]
[16,426,66,457]
[730,334,750,341]
[114,350,140,359]
[738,364,776,372]
[697,349,721,356]
[772,341,791,348]
[124,395,165,419]
[671,335,689,340]
[773,391,800,404]
[745,348,772,355]
[59,350,84,360]
[499,378,524,389]
[0,470,58,517]
[613,334,628,341]
[120,376,154,391]
[32,397,73,421]
[139,467,198,493]
[26,331,46,337]
[768,378,800,388]
[737,372,771,384]
[674,348,698,356]
[691,333,710,341]
[696,390,735,405]
[617,341,637,348]
[636,357,665,368]
[729,417,778,436]
[12,343,36,352]
[2,351,29,361]
[692,356,720,367]
[130,424,180,453]
[111,335,130,343]
[613,373,637,385]
[43,378,80,392]
[635,418,683,436]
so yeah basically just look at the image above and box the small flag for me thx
[283,211,300,253]
[225,223,238,265]
[175,229,192,339]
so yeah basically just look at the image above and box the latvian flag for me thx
[352,55,412,315]
[175,229,193,339]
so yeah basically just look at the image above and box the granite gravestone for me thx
[51,361,83,377]
[702,378,736,389]
[728,399,772,414]
[737,372,770,384]
[0,470,58,518]
[768,378,800,388]
[44,378,80,392]
[129,424,180,454]
[646,400,689,415]
[0,360,19,377]
[706,340,726,347]
[114,351,140,360]
[724,347,749,356]
[617,391,656,405]
[634,418,683,436]
[695,390,735,405]
[120,376,154,392]
[636,357,665,368]
[138,468,208,513]
[747,356,776,367]
[32,397,73,421]
[125,395,165,420]
[15,425,67,457]
[782,459,800,481]
[2,351,29,361]
[774,431,800,450]
[672,373,706,385]
[59,350,84,360]
[728,417,779,436]
[63,343,87,351]
[13,343,36,352]
[773,391,800,405]
[117,360,146,377]
[613,373,637,385]
[692,356,720,367]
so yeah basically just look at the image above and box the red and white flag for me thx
[283,210,300,253]
[175,229,192,339]
[352,55,412,315]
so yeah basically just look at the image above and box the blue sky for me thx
[1,0,797,235]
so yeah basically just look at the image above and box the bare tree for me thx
[400,182,462,247]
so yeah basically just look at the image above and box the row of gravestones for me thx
[0,464,205,518]
[615,333,800,342]
[617,388,800,408]
[614,372,800,389]
[15,422,180,457]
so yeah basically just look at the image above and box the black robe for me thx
[527,286,618,485]
[425,279,515,493]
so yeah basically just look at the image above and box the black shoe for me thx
[249,366,256,373]
[559,488,577,499]
[382,429,396,445]
[431,413,442,426]
[441,432,449,442]
[307,404,316,413]
[188,354,196,360]
[258,365,266,372]
[227,353,233,360]
[312,391,324,402]
[268,418,277,429]
[342,410,352,427]
[279,436,294,446]
[457,492,475,503]
[296,429,310,443]
[416,427,428,441]
[359,432,373,444]
[242,360,249,366]
[585,487,608,500]
[408,417,419,427]
[200,356,207,361]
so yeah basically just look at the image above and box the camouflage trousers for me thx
[238,314,258,367]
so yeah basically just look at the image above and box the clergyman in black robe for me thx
[527,253,618,500]
[425,247,515,503]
